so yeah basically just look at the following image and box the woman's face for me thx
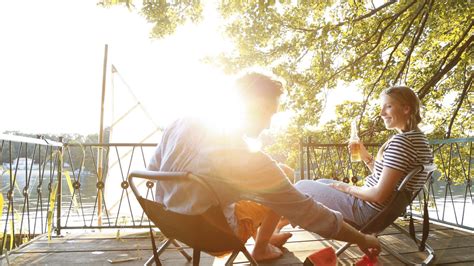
[379,94,410,131]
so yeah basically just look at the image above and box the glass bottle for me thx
[349,119,361,162]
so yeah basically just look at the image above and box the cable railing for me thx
[2,133,472,256]
[0,134,63,255]
[0,134,160,256]
[59,142,157,231]
[299,137,473,231]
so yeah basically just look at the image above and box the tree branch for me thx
[284,0,398,32]
[394,0,433,84]
[437,19,474,72]
[317,1,416,90]
[346,0,398,25]
[445,73,473,139]
[418,34,474,99]
[357,1,426,129]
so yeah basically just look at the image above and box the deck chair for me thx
[335,163,436,265]
[128,170,258,266]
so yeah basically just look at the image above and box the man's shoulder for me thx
[167,117,206,132]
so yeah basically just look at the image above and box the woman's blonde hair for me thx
[381,86,422,131]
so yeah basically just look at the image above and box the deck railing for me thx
[1,134,472,256]
[0,134,63,254]
[58,142,157,231]
[299,137,473,231]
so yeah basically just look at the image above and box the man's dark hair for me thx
[235,72,283,100]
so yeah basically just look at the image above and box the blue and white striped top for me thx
[363,130,433,211]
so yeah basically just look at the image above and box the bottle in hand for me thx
[350,120,361,162]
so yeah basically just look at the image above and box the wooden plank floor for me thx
[1,219,473,265]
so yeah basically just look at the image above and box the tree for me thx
[216,0,472,139]
[102,0,473,168]
[98,0,203,38]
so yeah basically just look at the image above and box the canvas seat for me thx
[128,170,258,266]
[335,164,436,265]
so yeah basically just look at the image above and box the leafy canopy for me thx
[102,0,473,166]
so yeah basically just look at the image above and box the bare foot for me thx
[269,232,292,247]
[252,243,283,262]
[276,217,290,232]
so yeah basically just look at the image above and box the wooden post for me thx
[98,44,108,227]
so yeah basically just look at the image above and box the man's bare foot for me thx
[269,232,292,247]
[252,243,283,262]
[276,217,290,232]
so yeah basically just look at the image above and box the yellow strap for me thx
[0,193,3,220]
[47,183,58,241]
[116,216,128,241]
[9,205,14,250]
[64,171,80,211]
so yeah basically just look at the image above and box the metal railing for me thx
[2,133,472,256]
[0,134,161,256]
[299,137,473,231]
[0,134,63,254]
[58,142,157,231]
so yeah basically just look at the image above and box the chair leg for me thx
[193,249,201,266]
[225,249,259,266]
[387,223,435,265]
[145,239,172,266]
[171,239,192,262]
[241,248,259,266]
[335,242,352,256]
[225,250,240,266]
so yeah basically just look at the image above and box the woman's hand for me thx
[359,142,372,162]
[329,182,352,194]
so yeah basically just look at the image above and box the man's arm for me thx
[333,221,381,258]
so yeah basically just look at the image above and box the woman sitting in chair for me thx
[293,86,433,227]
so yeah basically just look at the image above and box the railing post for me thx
[299,138,304,182]
[306,136,311,180]
[56,136,63,236]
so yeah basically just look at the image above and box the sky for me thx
[0,0,362,140]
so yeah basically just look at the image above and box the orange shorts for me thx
[209,201,270,257]
[234,200,271,243]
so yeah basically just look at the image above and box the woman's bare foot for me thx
[252,243,283,262]
[269,232,292,247]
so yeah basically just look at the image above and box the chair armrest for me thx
[128,170,188,181]
[127,170,222,206]
[128,170,189,199]
[398,163,436,192]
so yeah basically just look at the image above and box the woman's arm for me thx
[330,167,405,204]
[350,142,375,173]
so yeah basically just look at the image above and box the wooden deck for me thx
[2,219,474,265]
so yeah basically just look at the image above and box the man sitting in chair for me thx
[147,71,380,261]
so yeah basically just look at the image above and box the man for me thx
[148,72,380,261]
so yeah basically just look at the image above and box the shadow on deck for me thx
[2,219,474,265]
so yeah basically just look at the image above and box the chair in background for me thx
[336,164,436,265]
[128,170,258,266]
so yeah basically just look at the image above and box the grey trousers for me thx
[295,179,379,227]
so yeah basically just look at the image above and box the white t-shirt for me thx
[147,117,344,238]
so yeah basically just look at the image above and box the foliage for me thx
[216,0,472,139]
[102,1,473,171]
[99,0,204,38]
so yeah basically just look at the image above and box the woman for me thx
[294,86,433,227]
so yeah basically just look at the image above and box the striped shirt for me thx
[363,130,433,211]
